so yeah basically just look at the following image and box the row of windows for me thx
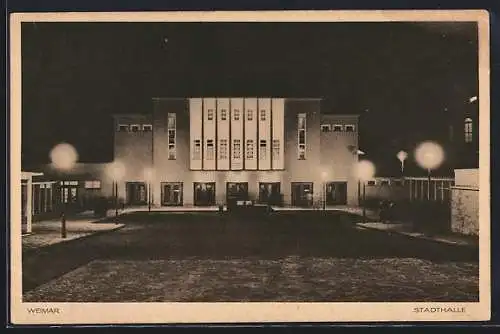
[117,124,153,132]
[192,139,280,161]
[206,109,268,121]
[320,124,356,133]
[298,114,306,160]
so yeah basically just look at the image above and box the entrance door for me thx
[291,182,314,207]
[259,182,281,205]
[226,182,249,204]
[161,182,183,206]
[325,182,347,205]
[193,182,216,206]
[126,182,147,205]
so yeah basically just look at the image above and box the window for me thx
[142,124,152,132]
[193,139,201,160]
[247,110,253,121]
[259,140,267,160]
[62,181,78,186]
[367,180,376,186]
[380,180,389,186]
[220,109,227,121]
[298,114,306,160]
[118,124,129,132]
[272,139,280,160]
[464,117,473,143]
[85,180,101,189]
[260,110,266,121]
[219,139,228,159]
[246,140,254,159]
[167,113,176,160]
[333,125,343,132]
[130,124,140,132]
[345,125,355,132]
[233,139,241,159]
[233,109,240,121]
[206,139,215,160]
[321,124,331,132]
[207,109,214,120]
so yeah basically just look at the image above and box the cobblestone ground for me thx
[22,212,479,302]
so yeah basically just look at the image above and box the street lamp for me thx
[356,160,376,224]
[106,161,125,218]
[397,150,408,179]
[50,143,78,239]
[321,171,328,211]
[144,167,154,212]
[414,141,445,200]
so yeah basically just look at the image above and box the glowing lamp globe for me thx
[50,143,78,171]
[356,160,376,181]
[397,150,408,163]
[415,141,445,171]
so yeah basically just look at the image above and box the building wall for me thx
[451,168,479,235]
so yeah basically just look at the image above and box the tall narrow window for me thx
[167,113,176,160]
[260,110,266,121]
[272,139,280,160]
[193,140,201,160]
[246,140,254,159]
[220,109,227,121]
[206,139,215,160]
[233,110,240,121]
[464,117,473,143]
[260,140,267,160]
[247,110,253,121]
[219,139,228,159]
[233,139,241,159]
[207,109,214,121]
[298,113,306,160]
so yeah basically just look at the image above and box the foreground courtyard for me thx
[22,211,479,302]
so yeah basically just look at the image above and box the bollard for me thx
[61,212,67,239]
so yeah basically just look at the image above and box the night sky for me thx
[21,21,478,175]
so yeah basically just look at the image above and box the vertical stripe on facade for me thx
[271,98,285,170]
[189,98,203,170]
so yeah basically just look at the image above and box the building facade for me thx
[41,97,361,208]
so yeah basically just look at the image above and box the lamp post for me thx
[415,141,445,201]
[397,150,408,179]
[107,161,125,219]
[144,167,154,212]
[321,171,328,211]
[50,143,78,239]
[356,160,376,224]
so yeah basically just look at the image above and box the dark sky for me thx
[21,21,478,175]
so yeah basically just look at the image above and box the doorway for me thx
[325,182,347,205]
[193,182,216,206]
[291,182,314,207]
[126,182,147,205]
[259,182,281,205]
[161,182,183,206]
[226,182,249,204]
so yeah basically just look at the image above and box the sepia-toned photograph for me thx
[10,10,490,324]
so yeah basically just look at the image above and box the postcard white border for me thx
[9,10,491,324]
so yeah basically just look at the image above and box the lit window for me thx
[247,110,253,121]
[298,114,306,160]
[219,139,228,159]
[259,140,267,160]
[206,139,215,160]
[220,109,227,121]
[207,109,214,121]
[345,125,355,132]
[464,117,473,143]
[333,125,343,132]
[233,110,240,121]
[167,113,176,159]
[118,124,129,132]
[130,124,140,132]
[85,180,101,189]
[233,139,241,159]
[62,181,79,186]
[321,124,331,132]
[260,110,266,121]
[142,124,152,132]
[246,140,254,159]
[272,139,280,160]
[193,139,201,160]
